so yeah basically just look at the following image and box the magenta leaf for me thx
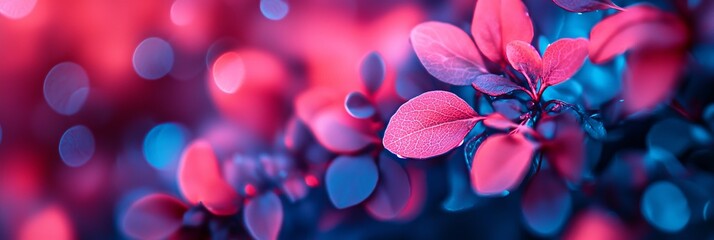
[360,51,386,94]
[325,155,379,209]
[244,192,283,240]
[542,38,589,86]
[471,74,526,96]
[539,115,586,184]
[177,140,241,216]
[472,0,534,65]
[522,170,572,236]
[122,194,187,240]
[344,91,376,119]
[506,40,542,82]
[622,49,685,113]
[296,89,375,153]
[383,91,482,159]
[471,133,536,195]
[482,113,519,130]
[410,21,487,86]
[366,152,411,220]
[589,5,689,63]
[563,208,629,240]
[552,0,623,12]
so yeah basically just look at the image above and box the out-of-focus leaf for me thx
[552,0,622,12]
[622,49,685,113]
[360,51,386,94]
[344,91,376,119]
[471,133,536,195]
[411,22,487,85]
[244,192,283,240]
[325,155,379,209]
[563,208,629,240]
[589,5,688,63]
[472,0,534,65]
[122,194,187,240]
[366,153,411,220]
[177,140,241,215]
[522,170,571,236]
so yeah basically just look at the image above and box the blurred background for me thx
[1,0,714,239]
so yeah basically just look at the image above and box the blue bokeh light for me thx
[133,37,174,80]
[43,62,90,116]
[260,0,289,21]
[142,123,188,170]
[59,125,96,167]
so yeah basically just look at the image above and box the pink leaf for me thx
[311,105,375,153]
[522,170,571,236]
[563,208,629,240]
[177,140,241,215]
[622,49,685,113]
[542,38,589,86]
[589,5,689,64]
[471,74,527,96]
[366,153,411,220]
[122,194,187,240]
[410,21,487,86]
[506,40,542,82]
[471,133,536,195]
[472,0,534,65]
[552,0,623,12]
[296,89,375,153]
[383,91,482,159]
[244,192,283,240]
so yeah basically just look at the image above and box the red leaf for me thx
[178,140,241,215]
[542,38,589,86]
[552,0,623,12]
[471,133,536,195]
[472,0,534,65]
[411,22,487,86]
[384,91,482,159]
[506,40,542,83]
[622,49,686,113]
[244,192,283,240]
[589,5,689,63]
[471,74,527,96]
[122,194,187,240]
